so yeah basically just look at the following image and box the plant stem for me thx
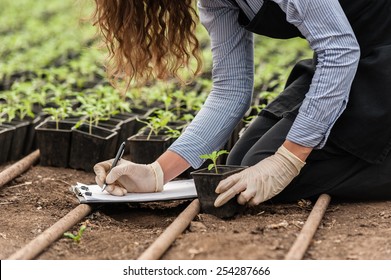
[214,159,218,174]
[147,129,153,141]
[89,116,92,135]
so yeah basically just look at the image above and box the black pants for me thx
[227,116,391,202]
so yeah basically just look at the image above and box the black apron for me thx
[233,0,391,164]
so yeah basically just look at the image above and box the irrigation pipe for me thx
[7,204,92,260]
[284,194,331,260]
[0,150,40,189]
[138,199,201,260]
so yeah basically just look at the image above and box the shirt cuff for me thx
[286,113,330,148]
[168,132,214,168]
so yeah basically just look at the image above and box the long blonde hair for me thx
[92,0,202,89]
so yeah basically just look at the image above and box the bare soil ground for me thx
[1,161,391,260]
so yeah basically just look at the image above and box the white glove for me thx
[214,145,305,207]
[93,159,164,196]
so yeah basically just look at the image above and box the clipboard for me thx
[72,179,197,203]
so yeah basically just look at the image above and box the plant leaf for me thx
[78,225,86,235]
[199,154,211,160]
[63,232,76,239]
[216,150,229,157]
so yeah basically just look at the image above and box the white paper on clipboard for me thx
[73,179,197,203]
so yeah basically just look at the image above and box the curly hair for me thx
[92,0,202,89]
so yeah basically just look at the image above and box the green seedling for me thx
[199,150,229,174]
[165,127,181,139]
[180,113,194,124]
[63,224,87,243]
[43,106,70,130]
[74,95,110,134]
[136,115,169,140]
[171,89,186,117]
[0,105,7,124]
[94,84,132,116]
[136,109,176,140]
[0,106,16,123]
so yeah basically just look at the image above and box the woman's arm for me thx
[167,0,255,169]
[273,0,360,150]
[157,150,190,183]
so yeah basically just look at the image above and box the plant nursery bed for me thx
[1,162,391,260]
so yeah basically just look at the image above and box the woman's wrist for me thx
[282,140,313,162]
[156,150,191,183]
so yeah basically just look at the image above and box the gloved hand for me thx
[214,145,305,207]
[93,159,164,196]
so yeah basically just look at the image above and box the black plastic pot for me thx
[191,165,247,218]
[35,120,75,167]
[23,115,44,156]
[4,120,30,161]
[127,134,172,164]
[112,113,137,144]
[112,108,155,153]
[97,118,123,131]
[0,125,15,164]
[167,120,188,131]
[63,115,84,123]
[69,124,118,172]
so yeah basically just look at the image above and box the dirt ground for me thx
[1,159,391,260]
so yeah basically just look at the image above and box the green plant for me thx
[0,104,8,124]
[0,106,17,123]
[0,91,20,120]
[29,86,48,108]
[165,127,181,139]
[94,85,131,116]
[74,94,109,134]
[199,150,229,174]
[171,89,186,117]
[183,90,205,113]
[161,92,173,113]
[42,104,70,130]
[126,86,144,108]
[136,108,178,140]
[180,113,194,124]
[63,224,86,243]
[15,99,35,120]
[136,115,170,140]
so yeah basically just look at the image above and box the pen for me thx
[102,141,126,192]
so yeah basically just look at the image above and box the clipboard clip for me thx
[74,185,91,197]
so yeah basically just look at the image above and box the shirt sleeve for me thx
[168,0,254,168]
[273,0,360,148]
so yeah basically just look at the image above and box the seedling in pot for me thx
[74,95,109,134]
[94,84,132,116]
[0,106,16,123]
[165,127,181,139]
[199,150,229,174]
[180,113,194,123]
[0,91,19,122]
[136,109,176,140]
[136,116,167,140]
[169,89,189,118]
[14,99,35,120]
[42,100,71,130]
[192,150,245,218]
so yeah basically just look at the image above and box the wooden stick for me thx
[0,150,40,189]
[138,199,201,260]
[7,204,92,260]
[285,194,331,260]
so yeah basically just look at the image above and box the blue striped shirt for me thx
[169,0,360,168]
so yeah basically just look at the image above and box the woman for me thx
[93,0,391,207]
